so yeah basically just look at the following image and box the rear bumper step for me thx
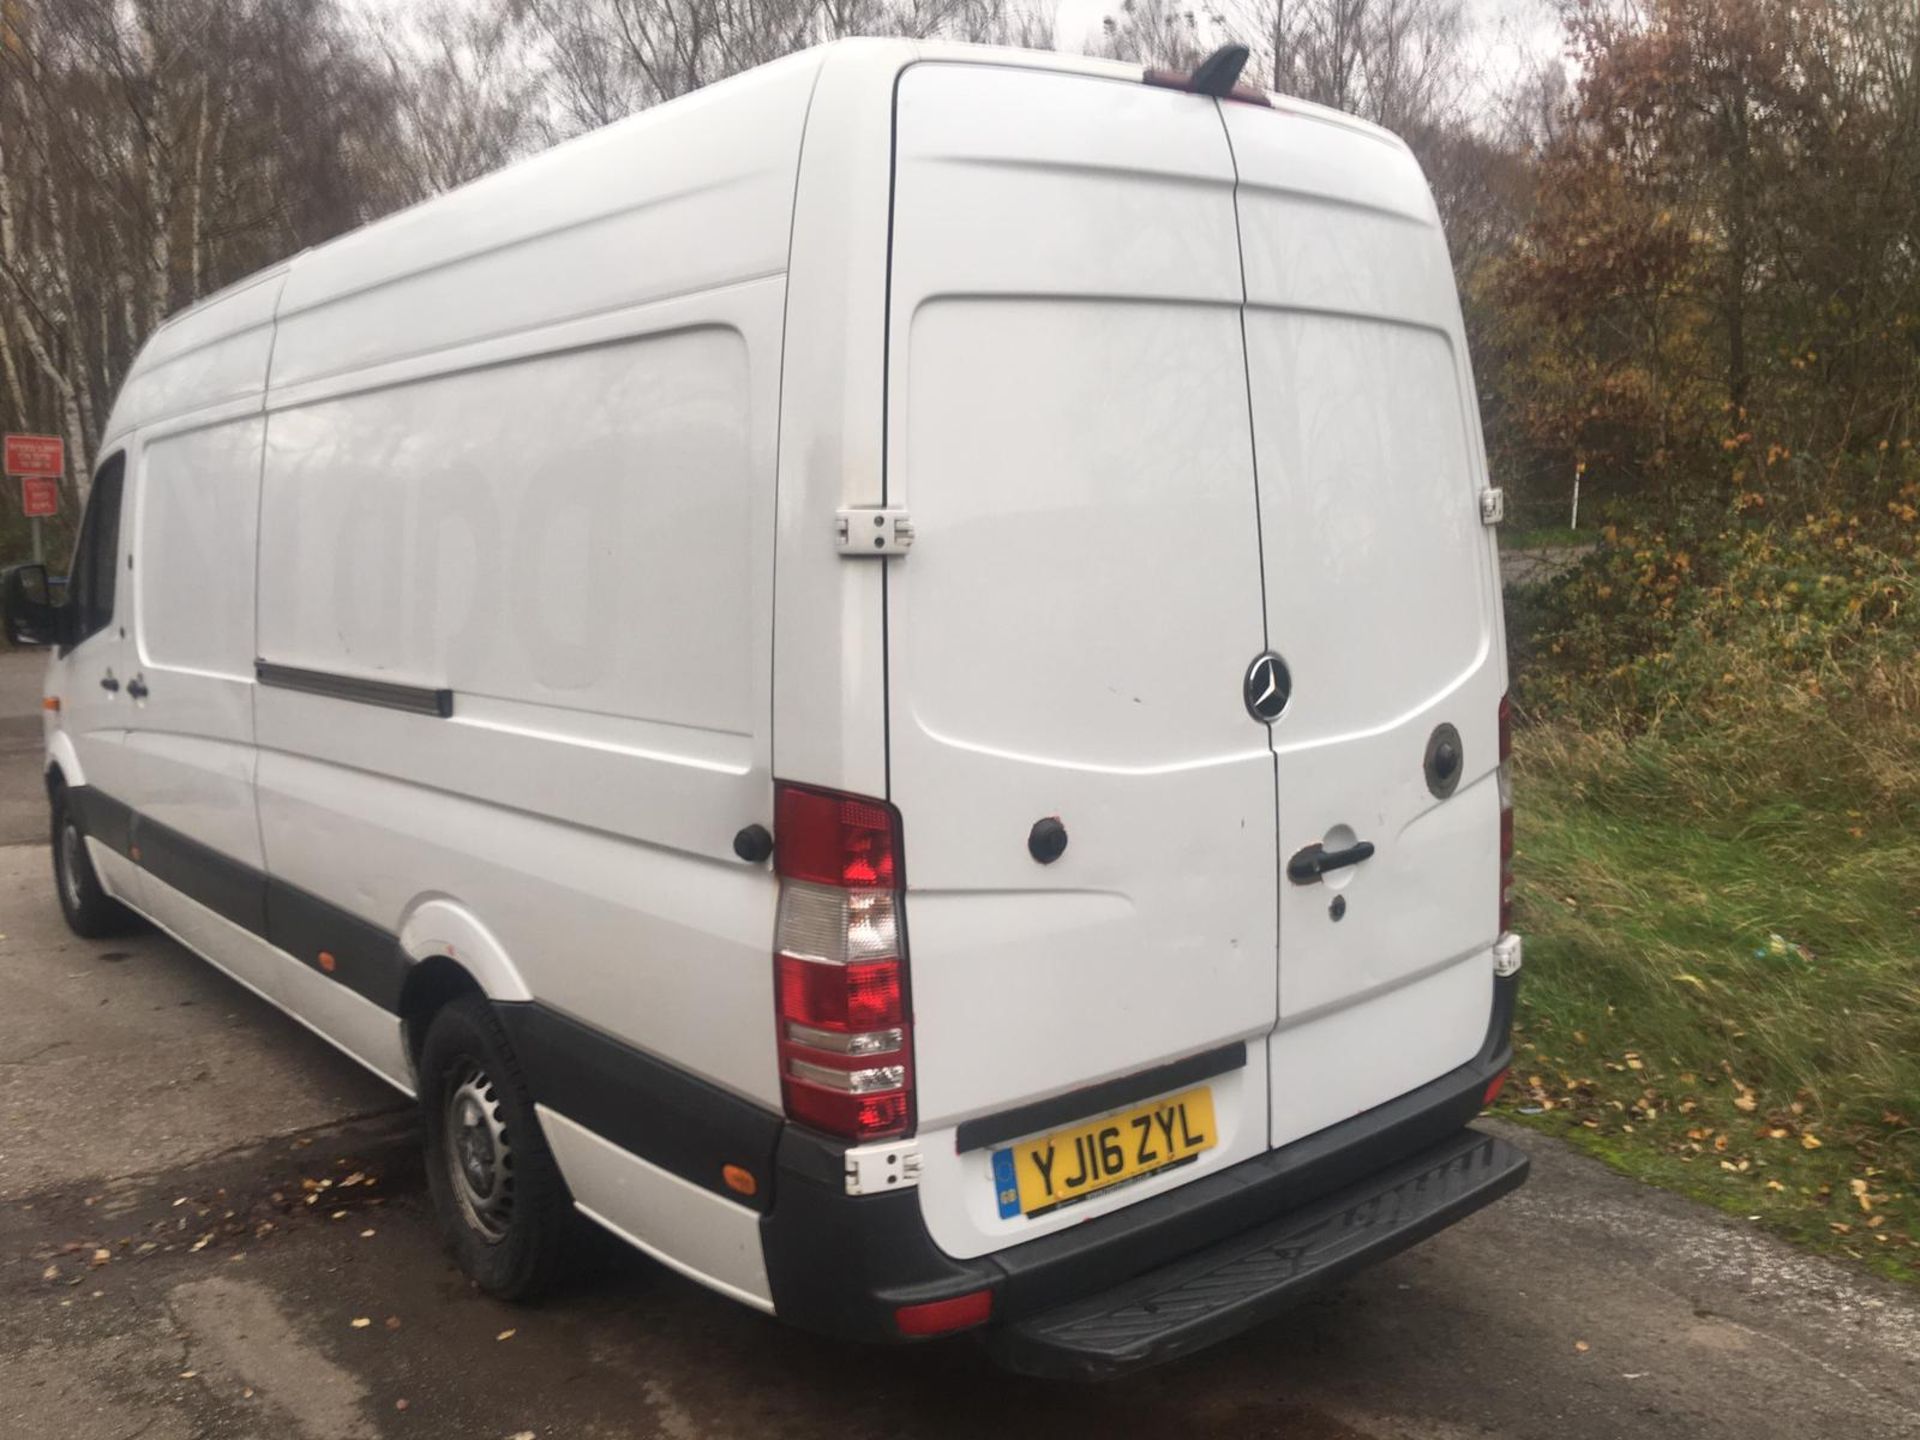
[989,1126,1528,1380]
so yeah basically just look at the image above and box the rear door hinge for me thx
[1479,487,1506,525]
[837,507,914,557]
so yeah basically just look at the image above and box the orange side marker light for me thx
[42,696,59,712]
[318,951,338,974]
[721,1164,758,1198]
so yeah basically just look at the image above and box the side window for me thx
[66,453,126,648]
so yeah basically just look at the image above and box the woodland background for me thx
[2,0,1917,548]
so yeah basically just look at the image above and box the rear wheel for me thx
[420,995,569,1299]
[50,790,138,938]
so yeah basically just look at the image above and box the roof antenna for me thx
[1187,44,1252,97]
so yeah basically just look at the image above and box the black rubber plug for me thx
[1028,817,1068,865]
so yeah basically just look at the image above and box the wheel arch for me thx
[44,731,82,795]
[395,898,533,1067]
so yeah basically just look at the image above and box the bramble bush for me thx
[1509,477,1920,827]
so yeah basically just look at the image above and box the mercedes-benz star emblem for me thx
[1244,651,1292,723]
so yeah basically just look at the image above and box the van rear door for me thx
[1218,103,1505,1149]
[883,63,1277,1261]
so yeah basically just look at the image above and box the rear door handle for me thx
[99,674,120,693]
[1287,839,1375,885]
[126,675,149,700]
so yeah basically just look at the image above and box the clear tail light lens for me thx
[773,784,913,1140]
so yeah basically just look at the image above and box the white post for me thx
[1570,467,1582,531]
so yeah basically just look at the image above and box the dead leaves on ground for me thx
[1504,1027,1916,1265]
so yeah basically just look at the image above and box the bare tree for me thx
[371,2,541,201]
[1091,0,1217,68]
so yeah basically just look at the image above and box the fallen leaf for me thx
[361,1229,376,1239]
[496,1328,517,1342]
[89,1248,111,1267]
[395,1399,409,1412]
[1802,1134,1823,1150]
[1574,1340,1591,1354]
[41,1264,59,1281]
[179,1370,197,1380]
[385,1316,402,1330]
[1734,1092,1758,1113]
[351,1317,372,1329]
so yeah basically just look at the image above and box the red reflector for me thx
[1483,1067,1510,1107]
[894,1289,994,1337]
[778,955,903,1032]
[776,784,900,889]
[1499,692,1512,764]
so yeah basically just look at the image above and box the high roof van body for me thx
[6,39,1526,1376]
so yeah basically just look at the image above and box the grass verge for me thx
[1502,524,1590,550]
[1497,721,1920,1285]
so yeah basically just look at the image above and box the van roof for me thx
[103,38,1413,448]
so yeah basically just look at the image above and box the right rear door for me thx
[1219,104,1505,1149]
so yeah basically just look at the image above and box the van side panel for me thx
[268,52,822,390]
[103,269,283,440]
[255,283,786,1110]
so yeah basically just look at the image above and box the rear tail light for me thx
[1498,693,1515,934]
[773,784,913,1140]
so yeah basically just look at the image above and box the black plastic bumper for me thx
[759,972,1521,1365]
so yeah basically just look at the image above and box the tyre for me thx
[419,995,570,1299]
[50,789,139,939]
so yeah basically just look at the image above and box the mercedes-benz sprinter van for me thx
[3,39,1526,1377]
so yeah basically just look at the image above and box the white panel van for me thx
[3,39,1527,1377]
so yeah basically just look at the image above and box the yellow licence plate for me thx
[992,1087,1217,1219]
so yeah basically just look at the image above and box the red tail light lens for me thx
[773,783,913,1141]
[776,785,898,888]
[778,955,904,1032]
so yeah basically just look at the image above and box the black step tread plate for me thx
[993,1127,1528,1379]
